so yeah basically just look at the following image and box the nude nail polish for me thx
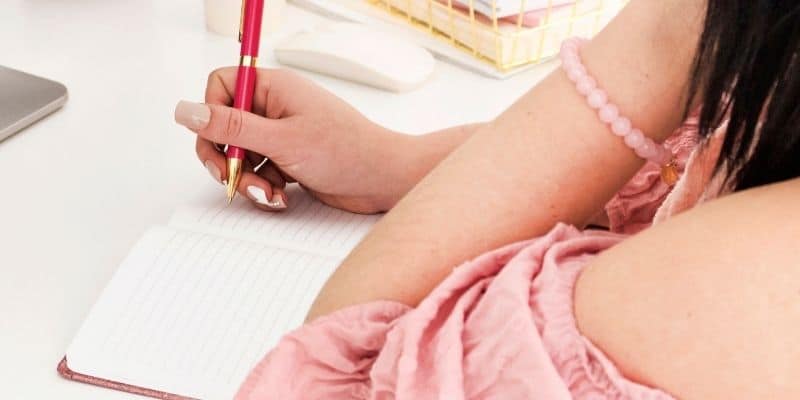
[272,193,287,208]
[204,160,222,184]
[174,100,211,130]
[246,186,286,208]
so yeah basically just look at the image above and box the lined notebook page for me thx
[67,227,341,399]
[66,193,381,399]
[170,190,379,258]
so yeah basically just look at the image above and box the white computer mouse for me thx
[275,22,435,92]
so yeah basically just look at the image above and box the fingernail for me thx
[247,185,286,209]
[273,193,287,208]
[204,160,222,184]
[174,100,210,130]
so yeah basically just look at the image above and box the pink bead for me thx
[576,76,596,95]
[566,64,586,82]
[558,49,581,61]
[610,117,632,136]
[587,89,607,109]
[560,41,578,55]
[598,104,619,123]
[635,139,657,158]
[624,129,645,148]
[560,36,669,165]
[650,146,672,165]
[562,57,579,71]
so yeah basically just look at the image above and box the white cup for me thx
[205,0,286,37]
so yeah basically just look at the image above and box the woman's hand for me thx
[174,67,417,214]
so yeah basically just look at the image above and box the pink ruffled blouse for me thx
[234,119,726,400]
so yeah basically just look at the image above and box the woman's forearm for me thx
[378,123,483,211]
[307,0,705,320]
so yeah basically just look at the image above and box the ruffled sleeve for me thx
[234,302,411,400]
[603,118,699,234]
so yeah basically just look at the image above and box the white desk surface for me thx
[0,1,552,398]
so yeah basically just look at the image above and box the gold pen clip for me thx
[238,0,245,42]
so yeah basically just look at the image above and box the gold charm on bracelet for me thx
[660,159,679,186]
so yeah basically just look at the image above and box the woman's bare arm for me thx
[575,177,800,399]
[398,123,485,201]
[307,0,707,320]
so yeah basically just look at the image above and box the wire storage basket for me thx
[364,0,625,72]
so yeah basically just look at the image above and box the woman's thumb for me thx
[174,100,283,155]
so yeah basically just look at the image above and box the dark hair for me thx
[688,0,800,190]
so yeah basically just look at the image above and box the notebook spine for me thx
[57,357,197,400]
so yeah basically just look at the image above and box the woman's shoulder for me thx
[575,177,800,399]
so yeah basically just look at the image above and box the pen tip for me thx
[226,180,237,205]
[225,157,243,206]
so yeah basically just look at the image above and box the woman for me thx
[173,0,800,397]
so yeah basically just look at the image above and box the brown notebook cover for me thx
[57,357,197,400]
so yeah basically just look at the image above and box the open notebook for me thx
[59,189,381,399]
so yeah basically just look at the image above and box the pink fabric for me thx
[604,117,699,234]
[235,225,674,400]
[653,124,728,223]
[444,1,583,28]
[234,118,728,400]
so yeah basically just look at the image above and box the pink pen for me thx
[226,0,264,203]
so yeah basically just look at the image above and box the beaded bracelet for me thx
[559,37,678,185]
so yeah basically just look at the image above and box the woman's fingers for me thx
[247,151,266,170]
[205,66,285,116]
[245,161,289,212]
[175,100,294,158]
[240,156,287,211]
[197,131,287,212]
[195,67,293,212]
[238,171,287,211]
[205,67,236,106]
[260,159,297,184]
[186,67,312,212]
[196,137,227,184]
[256,161,287,188]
